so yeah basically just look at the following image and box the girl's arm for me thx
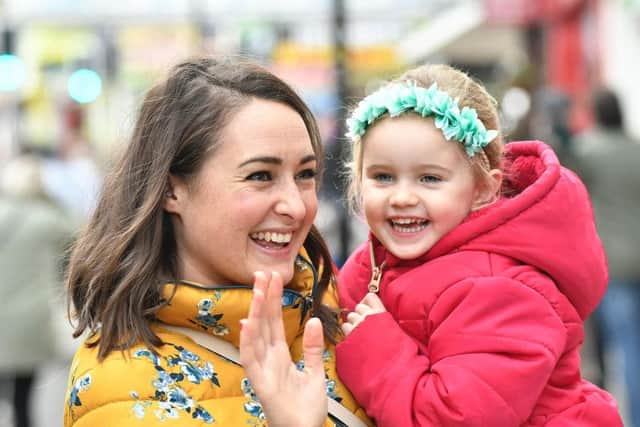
[337,276,567,427]
[239,271,327,427]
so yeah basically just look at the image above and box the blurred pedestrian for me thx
[0,153,75,427]
[571,87,640,427]
[41,103,102,224]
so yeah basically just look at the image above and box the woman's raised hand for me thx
[239,271,327,427]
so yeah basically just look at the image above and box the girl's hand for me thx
[239,271,327,427]
[341,293,387,336]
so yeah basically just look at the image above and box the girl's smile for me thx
[361,114,479,260]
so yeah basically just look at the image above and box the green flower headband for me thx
[345,81,498,156]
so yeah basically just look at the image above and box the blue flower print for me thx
[295,351,343,403]
[244,401,264,418]
[180,348,200,363]
[193,406,214,423]
[241,377,266,424]
[194,298,230,336]
[130,344,217,423]
[166,388,194,409]
[281,291,300,308]
[134,348,160,365]
[151,369,176,390]
[67,373,92,408]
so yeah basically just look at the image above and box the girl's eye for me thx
[246,171,272,182]
[421,175,441,183]
[374,173,393,183]
[296,168,317,180]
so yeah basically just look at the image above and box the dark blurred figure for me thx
[571,88,640,427]
[0,154,74,427]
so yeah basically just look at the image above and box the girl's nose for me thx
[389,184,418,207]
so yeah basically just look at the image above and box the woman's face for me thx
[165,98,319,286]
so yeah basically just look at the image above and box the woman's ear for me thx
[472,169,503,211]
[163,174,185,214]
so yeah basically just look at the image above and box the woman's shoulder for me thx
[65,330,248,426]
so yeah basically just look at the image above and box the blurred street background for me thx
[1,0,639,426]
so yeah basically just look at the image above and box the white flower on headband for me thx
[346,81,498,156]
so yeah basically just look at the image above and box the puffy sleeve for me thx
[336,276,567,427]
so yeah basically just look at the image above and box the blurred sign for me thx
[484,0,542,24]
[484,0,586,24]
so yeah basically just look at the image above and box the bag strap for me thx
[161,324,368,427]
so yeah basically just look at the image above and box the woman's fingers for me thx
[302,317,325,376]
[240,286,266,369]
[266,272,286,345]
[251,271,272,346]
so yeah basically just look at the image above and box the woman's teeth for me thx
[250,231,292,244]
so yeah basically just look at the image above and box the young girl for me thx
[334,64,623,426]
[239,63,625,426]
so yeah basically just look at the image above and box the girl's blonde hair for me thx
[346,63,504,215]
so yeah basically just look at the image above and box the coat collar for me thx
[155,251,318,348]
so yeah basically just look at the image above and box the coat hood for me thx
[435,141,606,318]
[376,141,607,319]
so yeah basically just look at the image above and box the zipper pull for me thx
[368,264,384,293]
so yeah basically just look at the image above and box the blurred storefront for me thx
[1,0,638,262]
[1,2,639,425]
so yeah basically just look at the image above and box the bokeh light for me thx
[0,53,27,92]
[67,68,102,103]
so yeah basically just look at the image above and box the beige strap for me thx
[162,324,368,427]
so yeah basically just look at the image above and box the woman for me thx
[0,154,74,427]
[63,56,371,427]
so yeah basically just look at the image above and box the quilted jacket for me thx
[337,141,623,426]
[64,251,372,426]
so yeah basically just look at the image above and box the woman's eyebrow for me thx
[238,156,281,168]
[239,154,317,168]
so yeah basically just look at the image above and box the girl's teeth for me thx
[390,219,428,233]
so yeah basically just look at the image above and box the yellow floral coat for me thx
[64,253,372,426]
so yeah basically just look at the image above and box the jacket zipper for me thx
[368,240,386,293]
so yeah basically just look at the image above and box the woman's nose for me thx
[274,183,307,220]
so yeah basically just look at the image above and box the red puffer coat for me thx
[337,141,623,426]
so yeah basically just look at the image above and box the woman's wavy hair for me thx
[66,56,338,360]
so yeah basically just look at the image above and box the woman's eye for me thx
[246,171,272,182]
[296,168,317,180]
[421,175,441,183]
[374,173,393,183]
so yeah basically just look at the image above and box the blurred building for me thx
[0,1,639,425]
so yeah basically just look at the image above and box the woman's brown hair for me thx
[66,56,338,360]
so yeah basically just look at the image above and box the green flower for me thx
[346,81,498,156]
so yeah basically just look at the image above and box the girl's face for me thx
[361,114,481,260]
[164,98,318,286]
